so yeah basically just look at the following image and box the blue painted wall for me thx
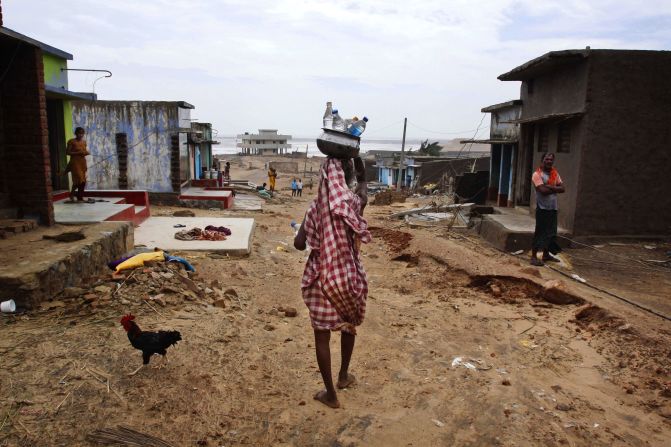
[72,101,190,192]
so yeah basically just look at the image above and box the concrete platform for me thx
[54,200,137,224]
[0,222,133,309]
[179,187,234,209]
[133,217,255,255]
[477,210,569,252]
[231,193,264,211]
[53,190,151,226]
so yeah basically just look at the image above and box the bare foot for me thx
[337,373,356,389]
[313,390,340,409]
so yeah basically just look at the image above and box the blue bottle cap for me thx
[363,116,368,122]
[332,109,338,114]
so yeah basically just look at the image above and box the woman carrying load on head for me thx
[294,156,370,409]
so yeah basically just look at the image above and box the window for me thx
[538,125,549,152]
[557,122,571,153]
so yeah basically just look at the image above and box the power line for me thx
[406,120,490,136]
[454,113,489,160]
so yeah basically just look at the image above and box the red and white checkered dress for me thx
[301,158,371,334]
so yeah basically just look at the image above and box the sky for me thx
[4,0,671,140]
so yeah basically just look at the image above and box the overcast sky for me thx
[5,0,671,140]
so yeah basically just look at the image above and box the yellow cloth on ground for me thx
[115,251,165,272]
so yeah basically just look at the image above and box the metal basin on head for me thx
[316,128,360,159]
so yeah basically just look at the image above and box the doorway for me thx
[46,99,68,191]
[517,123,535,206]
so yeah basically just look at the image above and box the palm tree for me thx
[417,139,443,156]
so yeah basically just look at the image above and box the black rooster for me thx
[120,314,182,376]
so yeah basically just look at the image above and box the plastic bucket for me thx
[1,299,16,313]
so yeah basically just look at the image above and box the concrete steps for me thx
[52,190,151,226]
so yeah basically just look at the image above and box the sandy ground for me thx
[1,160,670,446]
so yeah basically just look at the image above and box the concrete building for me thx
[189,122,219,180]
[0,16,94,225]
[237,129,291,156]
[71,101,195,193]
[374,152,490,199]
[461,100,522,207]
[493,49,671,236]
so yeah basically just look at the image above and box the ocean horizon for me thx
[212,135,479,157]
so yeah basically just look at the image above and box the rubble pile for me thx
[372,190,407,206]
[50,261,240,312]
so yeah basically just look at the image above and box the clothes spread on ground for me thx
[204,225,232,236]
[108,250,196,272]
[164,254,196,272]
[174,226,231,241]
[301,158,371,335]
[115,251,165,272]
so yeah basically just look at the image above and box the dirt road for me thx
[1,166,670,446]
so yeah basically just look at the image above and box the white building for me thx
[236,129,292,156]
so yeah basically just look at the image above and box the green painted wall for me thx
[42,53,68,89]
[43,53,74,188]
[63,100,73,141]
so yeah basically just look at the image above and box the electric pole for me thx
[397,117,407,191]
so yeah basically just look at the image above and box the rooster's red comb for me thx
[120,314,135,325]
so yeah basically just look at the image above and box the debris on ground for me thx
[87,425,176,447]
[369,226,413,252]
[373,190,406,205]
[172,210,196,217]
[43,231,86,242]
[49,258,239,313]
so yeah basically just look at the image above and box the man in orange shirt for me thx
[531,152,565,266]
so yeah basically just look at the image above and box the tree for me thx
[418,139,443,156]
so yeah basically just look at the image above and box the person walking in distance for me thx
[297,178,303,197]
[294,157,370,409]
[268,167,277,192]
[66,127,90,202]
[531,152,565,266]
[291,178,297,197]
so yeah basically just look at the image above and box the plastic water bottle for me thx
[332,109,346,131]
[345,116,358,130]
[348,116,368,137]
[322,102,333,129]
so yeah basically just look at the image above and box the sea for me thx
[212,135,425,157]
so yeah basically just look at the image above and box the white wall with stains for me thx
[72,101,192,192]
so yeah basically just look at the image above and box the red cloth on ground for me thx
[301,158,371,334]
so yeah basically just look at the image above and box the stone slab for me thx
[133,217,255,255]
[0,222,133,308]
[54,200,135,224]
[180,187,233,198]
[477,212,569,252]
